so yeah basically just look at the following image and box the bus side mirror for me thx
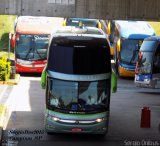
[11,34,16,49]
[62,19,67,26]
[110,45,114,56]
[111,70,117,93]
[41,66,47,89]
[107,21,111,35]
[98,21,102,29]
[117,39,121,52]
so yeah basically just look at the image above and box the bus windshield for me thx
[137,51,153,75]
[67,18,99,27]
[16,34,49,60]
[121,39,141,64]
[47,78,110,113]
[137,40,159,75]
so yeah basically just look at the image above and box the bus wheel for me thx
[113,52,118,75]
[114,60,119,75]
[96,133,107,138]
[47,132,55,135]
[117,66,121,78]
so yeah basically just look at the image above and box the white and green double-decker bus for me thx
[41,26,117,135]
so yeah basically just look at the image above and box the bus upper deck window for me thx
[154,55,160,67]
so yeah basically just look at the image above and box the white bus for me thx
[41,26,117,135]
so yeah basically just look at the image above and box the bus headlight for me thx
[17,59,32,65]
[96,118,105,123]
[53,117,60,121]
[47,114,60,121]
[144,78,150,83]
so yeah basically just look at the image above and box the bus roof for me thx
[48,26,110,75]
[144,36,160,41]
[115,20,155,39]
[51,26,107,39]
[139,36,160,52]
[67,18,99,21]
[15,16,56,34]
[65,18,100,28]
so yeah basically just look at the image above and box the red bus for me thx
[11,16,56,73]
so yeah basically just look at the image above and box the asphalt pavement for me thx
[0,76,160,146]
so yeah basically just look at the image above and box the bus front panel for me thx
[45,76,111,134]
[45,110,109,134]
[15,34,49,73]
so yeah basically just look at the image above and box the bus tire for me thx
[114,60,119,75]
[117,66,121,78]
[47,132,55,135]
[96,133,107,138]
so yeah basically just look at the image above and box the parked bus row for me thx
[9,16,109,74]
[64,19,160,89]
[107,20,155,77]
[107,20,160,89]
[9,16,159,89]
[8,16,159,136]
[8,16,117,135]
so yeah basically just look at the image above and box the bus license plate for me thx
[71,128,82,132]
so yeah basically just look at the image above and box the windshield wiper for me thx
[129,49,138,64]
[35,48,44,59]
[25,47,34,60]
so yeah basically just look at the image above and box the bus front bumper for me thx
[119,66,135,77]
[44,111,109,135]
[16,64,45,73]
[135,79,159,88]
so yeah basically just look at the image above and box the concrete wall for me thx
[0,0,160,20]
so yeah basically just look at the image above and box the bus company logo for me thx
[34,35,49,40]
[75,120,79,124]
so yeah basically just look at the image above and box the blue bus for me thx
[63,18,102,29]
[41,26,117,135]
[135,36,160,88]
[108,20,155,77]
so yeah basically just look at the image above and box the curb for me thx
[0,126,2,145]
[0,85,14,145]
[0,85,8,130]
[0,104,7,127]
[0,85,14,126]
[6,74,20,85]
[0,74,20,85]
[0,75,18,145]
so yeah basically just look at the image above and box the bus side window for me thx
[109,21,115,44]
[153,47,160,73]
[114,27,120,42]
[154,55,160,68]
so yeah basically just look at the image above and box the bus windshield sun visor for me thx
[48,71,111,81]
[47,38,111,75]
